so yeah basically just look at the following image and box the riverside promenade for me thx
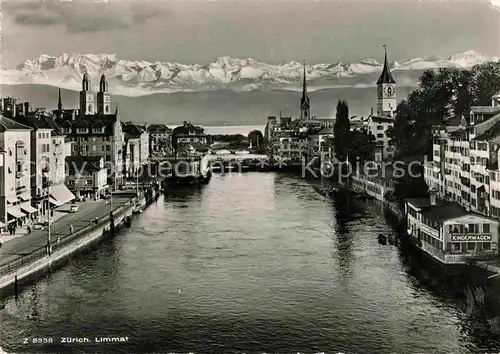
[0,194,137,292]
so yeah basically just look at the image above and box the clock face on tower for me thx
[385,85,395,97]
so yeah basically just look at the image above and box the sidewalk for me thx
[0,207,69,244]
[0,196,133,267]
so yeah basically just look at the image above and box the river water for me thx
[0,172,499,353]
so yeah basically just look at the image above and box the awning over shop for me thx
[18,192,30,202]
[7,207,25,219]
[48,197,60,206]
[6,196,18,204]
[21,204,38,214]
[50,183,75,206]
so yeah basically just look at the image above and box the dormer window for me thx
[63,128,71,134]
[93,127,105,134]
[77,128,89,134]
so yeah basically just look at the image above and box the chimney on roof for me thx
[16,103,25,116]
[24,102,30,115]
[371,107,374,116]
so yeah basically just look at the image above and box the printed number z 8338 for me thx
[23,338,54,344]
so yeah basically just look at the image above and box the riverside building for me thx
[0,115,34,231]
[420,90,500,263]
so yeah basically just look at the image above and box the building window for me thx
[483,224,490,233]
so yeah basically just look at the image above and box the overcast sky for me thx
[2,0,499,67]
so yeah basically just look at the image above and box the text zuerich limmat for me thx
[61,336,129,343]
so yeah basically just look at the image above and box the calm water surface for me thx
[0,173,498,353]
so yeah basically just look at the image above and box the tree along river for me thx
[0,172,499,353]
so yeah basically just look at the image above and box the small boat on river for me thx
[377,234,387,245]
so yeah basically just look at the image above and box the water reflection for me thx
[3,173,500,353]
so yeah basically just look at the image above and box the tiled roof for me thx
[173,123,204,135]
[92,120,106,128]
[13,115,53,130]
[41,115,64,136]
[405,197,439,208]
[471,106,500,114]
[0,115,32,132]
[472,119,500,141]
[472,112,500,137]
[422,203,469,223]
[58,114,118,135]
[147,124,172,133]
[122,123,145,137]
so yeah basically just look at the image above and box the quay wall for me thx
[0,202,134,292]
[349,174,403,221]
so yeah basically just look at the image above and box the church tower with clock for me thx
[376,47,396,117]
[79,72,95,117]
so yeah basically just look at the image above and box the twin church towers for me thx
[63,73,112,117]
[299,46,397,119]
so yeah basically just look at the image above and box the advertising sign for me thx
[451,234,492,242]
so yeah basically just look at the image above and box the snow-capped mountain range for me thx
[1,50,497,97]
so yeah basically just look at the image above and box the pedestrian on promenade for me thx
[70,224,74,235]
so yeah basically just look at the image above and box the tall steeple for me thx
[79,72,95,116]
[57,88,63,119]
[377,45,396,85]
[376,45,397,117]
[97,74,111,115]
[300,60,311,120]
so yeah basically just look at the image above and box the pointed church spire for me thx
[115,103,119,114]
[302,60,308,101]
[300,60,311,120]
[100,74,108,92]
[58,88,63,111]
[82,72,91,91]
[377,45,396,84]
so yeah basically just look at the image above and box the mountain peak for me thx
[2,51,497,96]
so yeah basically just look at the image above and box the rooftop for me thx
[422,203,469,223]
[0,115,32,132]
[470,106,500,114]
[472,119,500,141]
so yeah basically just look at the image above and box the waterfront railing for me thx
[0,199,136,279]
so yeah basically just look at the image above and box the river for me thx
[0,172,499,353]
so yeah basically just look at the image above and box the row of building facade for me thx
[0,74,174,231]
[406,90,500,264]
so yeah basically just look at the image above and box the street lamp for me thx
[0,149,6,245]
[45,179,53,256]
